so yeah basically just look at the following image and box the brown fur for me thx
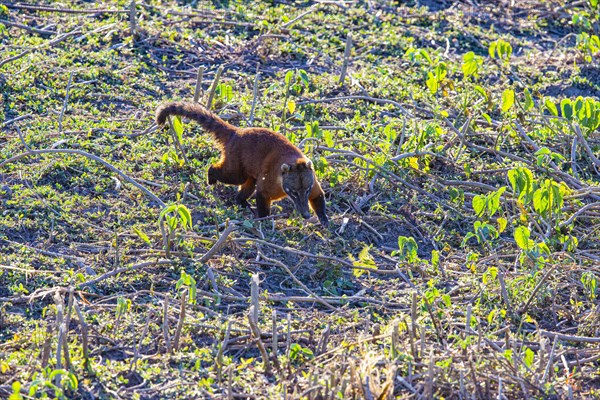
[155,101,329,226]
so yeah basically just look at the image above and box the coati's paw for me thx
[318,215,330,230]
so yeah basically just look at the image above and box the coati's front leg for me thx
[207,165,220,185]
[235,178,256,209]
[309,183,329,228]
[255,192,272,218]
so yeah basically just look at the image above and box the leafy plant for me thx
[472,187,506,219]
[215,83,234,103]
[508,167,534,203]
[289,343,314,363]
[281,69,310,133]
[513,226,550,267]
[501,89,515,113]
[576,33,600,63]
[26,368,78,399]
[581,271,598,301]
[350,246,377,277]
[114,297,132,334]
[159,203,193,257]
[426,62,449,95]
[552,96,600,132]
[463,220,499,246]
[488,39,512,64]
[392,236,419,263]
[462,52,483,79]
[176,270,197,304]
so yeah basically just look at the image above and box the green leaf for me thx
[426,72,438,94]
[396,236,419,263]
[488,41,497,58]
[533,187,549,214]
[172,116,184,142]
[481,113,492,124]
[287,100,296,114]
[305,122,313,137]
[560,99,573,120]
[220,84,233,101]
[462,52,478,77]
[431,250,439,268]
[501,89,514,113]
[474,85,488,100]
[9,382,22,400]
[544,98,558,116]
[535,146,552,167]
[461,231,476,246]
[66,372,78,390]
[488,187,506,217]
[159,204,177,222]
[435,63,448,81]
[323,129,333,147]
[133,227,152,246]
[499,40,512,61]
[482,266,497,284]
[384,124,397,143]
[508,167,534,200]
[298,69,310,87]
[177,205,193,229]
[514,226,531,250]
[474,221,498,243]
[574,96,584,117]
[472,195,486,217]
[353,246,377,269]
[497,217,507,233]
[285,70,294,86]
[524,88,534,110]
[524,347,534,368]
[419,48,433,64]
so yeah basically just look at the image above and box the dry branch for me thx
[206,66,224,109]
[338,33,352,85]
[77,260,174,288]
[197,223,237,263]
[248,306,272,376]
[0,18,55,36]
[540,330,600,344]
[256,250,337,311]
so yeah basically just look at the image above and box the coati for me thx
[155,101,329,227]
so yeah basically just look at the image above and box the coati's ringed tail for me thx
[155,101,236,147]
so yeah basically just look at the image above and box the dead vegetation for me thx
[1,0,600,399]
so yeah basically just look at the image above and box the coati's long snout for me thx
[281,161,314,220]
[155,101,329,227]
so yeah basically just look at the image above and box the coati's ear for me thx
[281,163,290,173]
[306,160,313,170]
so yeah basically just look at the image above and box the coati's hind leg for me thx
[235,178,256,209]
[255,192,272,218]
